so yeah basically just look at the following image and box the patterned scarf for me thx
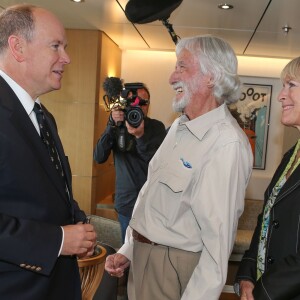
[257,139,300,279]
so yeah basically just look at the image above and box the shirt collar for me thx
[179,104,229,140]
[0,69,39,115]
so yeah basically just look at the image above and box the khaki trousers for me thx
[127,240,201,300]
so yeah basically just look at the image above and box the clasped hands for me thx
[61,223,97,258]
[105,253,130,277]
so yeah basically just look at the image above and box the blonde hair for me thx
[280,57,300,82]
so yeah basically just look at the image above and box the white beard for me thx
[172,95,190,112]
[172,77,200,112]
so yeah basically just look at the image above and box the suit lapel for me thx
[272,145,300,205]
[275,166,300,204]
[0,77,69,202]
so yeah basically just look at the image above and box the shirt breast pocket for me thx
[151,166,192,223]
[159,172,187,193]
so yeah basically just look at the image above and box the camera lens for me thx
[126,107,144,128]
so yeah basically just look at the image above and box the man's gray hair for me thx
[175,35,241,105]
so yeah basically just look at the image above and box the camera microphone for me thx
[103,77,124,127]
[103,77,123,100]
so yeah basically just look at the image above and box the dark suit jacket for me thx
[0,76,86,299]
[236,143,300,300]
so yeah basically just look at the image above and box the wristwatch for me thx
[233,282,240,297]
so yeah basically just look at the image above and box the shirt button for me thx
[267,256,274,264]
[272,220,280,228]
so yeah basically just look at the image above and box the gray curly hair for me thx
[175,35,241,105]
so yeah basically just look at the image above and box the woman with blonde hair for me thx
[235,56,300,300]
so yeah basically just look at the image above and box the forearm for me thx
[118,225,134,261]
[94,126,114,163]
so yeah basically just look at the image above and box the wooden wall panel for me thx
[72,176,94,213]
[41,29,121,214]
[93,34,121,205]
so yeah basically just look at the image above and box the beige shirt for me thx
[119,104,253,299]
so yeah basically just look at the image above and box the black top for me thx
[235,144,300,300]
[94,117,166,216]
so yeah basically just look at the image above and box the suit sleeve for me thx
[253,254,300,299]
[0,213,63,276]
[72,199,87,222]
[235,212,263,284]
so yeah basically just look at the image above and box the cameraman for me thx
[94,84,166,242]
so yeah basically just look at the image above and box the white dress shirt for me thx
[119,103,253,299]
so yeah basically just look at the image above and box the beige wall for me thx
[93,32,122,207]
[41,29,121,214]
[121,50,292,200]
[38,30,296,210]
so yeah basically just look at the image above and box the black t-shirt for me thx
[94,117,166,216]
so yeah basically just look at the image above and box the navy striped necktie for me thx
[33,102,65,181]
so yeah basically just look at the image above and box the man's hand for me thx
[126,119,144,139]
[61,224,97,258]
[240,280,255,300]
[111,109,125,124]
[105,253,130,277]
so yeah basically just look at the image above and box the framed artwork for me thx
[229,82,272,169]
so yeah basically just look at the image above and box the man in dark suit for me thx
[0,4,96,299]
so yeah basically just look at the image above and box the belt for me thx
[132,229,159,246]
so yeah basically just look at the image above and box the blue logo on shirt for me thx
[180,158,192,169]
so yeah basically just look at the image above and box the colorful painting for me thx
[229,83,272,169]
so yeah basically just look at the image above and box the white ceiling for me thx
[0,0,299,59]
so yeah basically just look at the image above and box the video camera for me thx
[103,77,149,128]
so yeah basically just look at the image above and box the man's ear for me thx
[7,35,26,62]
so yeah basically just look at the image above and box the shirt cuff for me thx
[58,226,64,257]
[233,282,240,296]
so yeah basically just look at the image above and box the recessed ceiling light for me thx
[218,3,234,10]
[70,0,84,3]
[282,25,292,35]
